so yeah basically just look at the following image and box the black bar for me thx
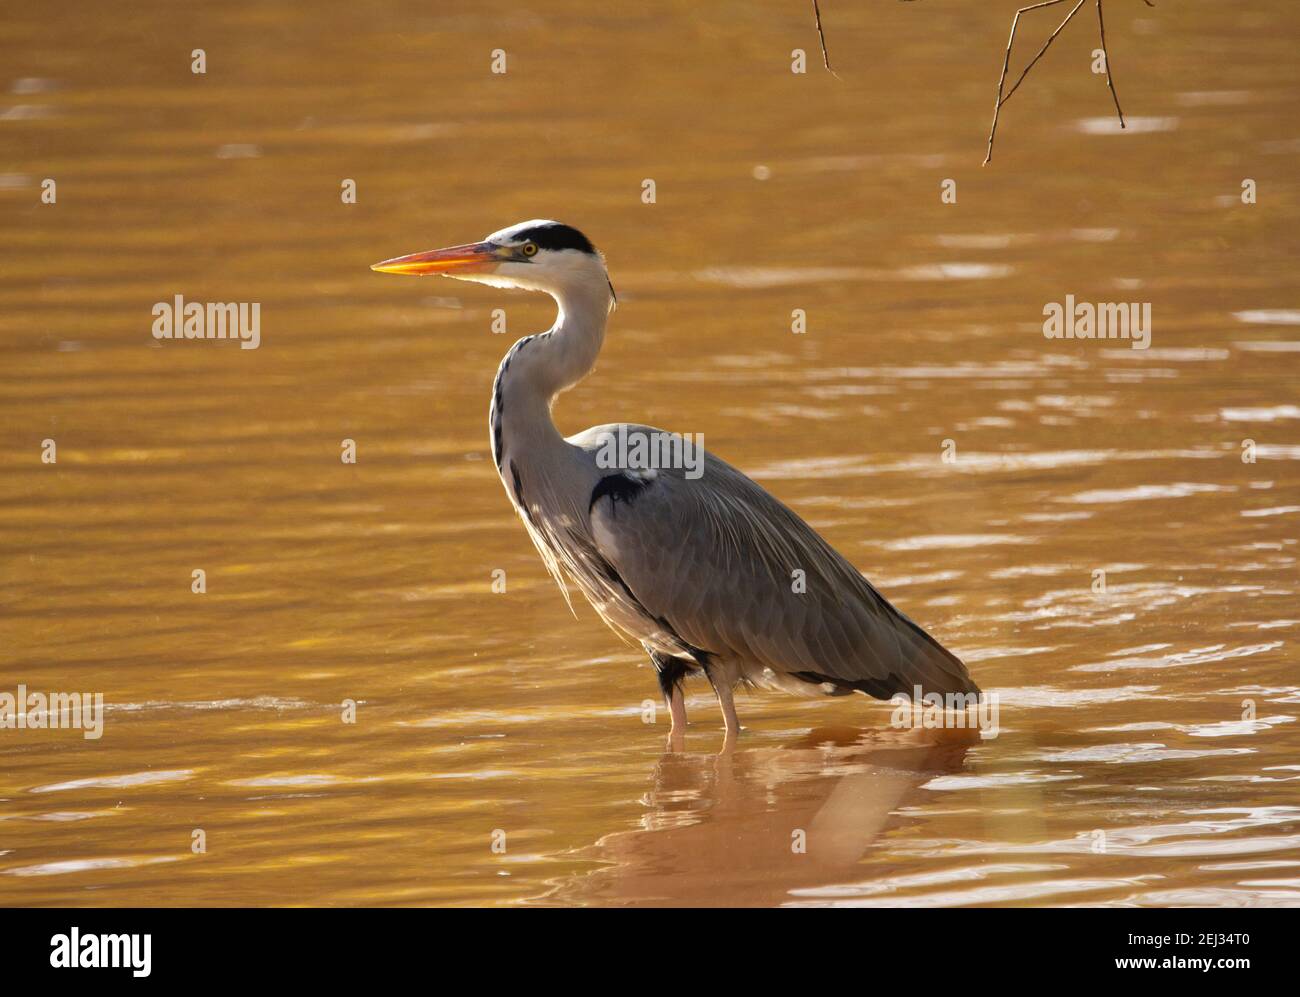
[0,910,1277,983]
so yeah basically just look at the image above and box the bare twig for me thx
[985,0,1084,165]
[1001,0,1087,106]
[811,0,840,79]
[808,0,1153,164]
[984,0,1156,164]
[1095,0,1125,128]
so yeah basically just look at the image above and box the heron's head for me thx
[371,219,614,305]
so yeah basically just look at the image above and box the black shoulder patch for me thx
[589,473,650,516]
[515,222,596,254]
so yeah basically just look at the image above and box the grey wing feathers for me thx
[578,430,979,700]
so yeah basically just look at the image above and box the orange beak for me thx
[370,241,501,276]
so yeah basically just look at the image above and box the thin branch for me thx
[1001,0,1087,109]
[985,0,1086,165]
[1096,0,1125,128]
[807,0,1154,164]
[811,0,840,79]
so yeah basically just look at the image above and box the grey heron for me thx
[372,220,980,744]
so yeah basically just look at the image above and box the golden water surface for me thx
[2,1,1298,906]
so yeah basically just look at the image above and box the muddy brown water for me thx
[1,1,1297,906]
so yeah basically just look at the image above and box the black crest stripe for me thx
[513,223,596,254]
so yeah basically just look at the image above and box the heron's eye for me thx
[521,243,538,257]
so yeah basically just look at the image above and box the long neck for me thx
[489,277,611,474]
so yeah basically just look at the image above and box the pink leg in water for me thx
[666,684,687,751]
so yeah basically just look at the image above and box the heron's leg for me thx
[649,649,690,743]
[666,683,687,729]
[666,685,687,751]
[711,677,740,740]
